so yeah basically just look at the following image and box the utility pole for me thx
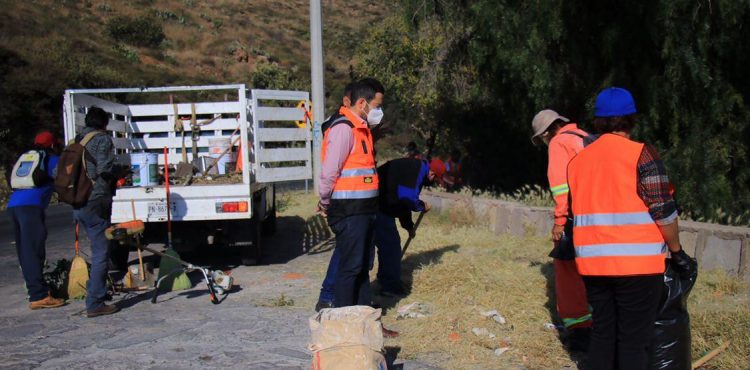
[310,0,325,192]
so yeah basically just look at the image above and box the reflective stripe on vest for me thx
[568,134,666,276]
[340,168,377,177]
[331,189,379,199]
[574,211,653,227]
[576,242,666,258]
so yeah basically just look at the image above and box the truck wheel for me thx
[241,195,263,266]
[262,205,277,236]
[241,219,261,266]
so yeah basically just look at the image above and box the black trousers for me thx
[583,274,663,370]
[331,213,375,307]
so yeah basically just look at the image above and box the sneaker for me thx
[315,300,334,312]
[86,304,120,318]
[29,295,66,310]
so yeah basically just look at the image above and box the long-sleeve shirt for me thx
[547,124,588,225]
[377,158,428,230]
[318,112,357,208]
[76,127,116,200]
[637,144,678,225]
[7,152,59,209]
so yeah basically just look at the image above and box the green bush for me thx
[112,43,139,63]
[106,15,165,47]
[250,61,304,90]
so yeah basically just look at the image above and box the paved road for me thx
[0,205,434,369]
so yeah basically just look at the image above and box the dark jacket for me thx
[75,127,116,201]
[377,158,429,230]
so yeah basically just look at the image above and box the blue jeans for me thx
[329,213,375,307]
[8,206,49,301]
[74,198,112,311]
[372,212,402,292]
[319,246,340,304]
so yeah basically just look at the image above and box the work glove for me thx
[670,248,697,280]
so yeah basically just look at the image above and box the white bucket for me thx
[208,138,232,175]
[130,152,158,186]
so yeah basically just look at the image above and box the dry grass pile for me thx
[379,210,750,369]
[280,191,749,369]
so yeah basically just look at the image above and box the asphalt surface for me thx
[0,204,435,369]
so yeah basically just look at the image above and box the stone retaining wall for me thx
[421,191,750,280]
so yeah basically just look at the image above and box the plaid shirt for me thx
[637,144,678,225]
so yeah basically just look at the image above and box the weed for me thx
[106,15,165,48]
[258,294,295,307]
[43,259,71,299]
[155,9,188,25]
[112,43,139,63]
[276,192,296,213]
[96,3,112,12]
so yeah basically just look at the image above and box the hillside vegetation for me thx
[0,0,387,169]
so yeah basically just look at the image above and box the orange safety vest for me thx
[567,134,666,276]
[321,107,379,216]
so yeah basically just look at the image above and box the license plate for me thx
[147,202,175,219]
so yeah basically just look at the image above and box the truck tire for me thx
[262,205,277,236]
[262,184,277,236]
[241,192,263,266]
[240,217,261,266]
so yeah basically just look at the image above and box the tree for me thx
[356,0,750,225]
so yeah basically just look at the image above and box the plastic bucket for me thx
[209,138,232,175]
[130,152,158,186]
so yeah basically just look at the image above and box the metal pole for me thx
[310,0,325,193]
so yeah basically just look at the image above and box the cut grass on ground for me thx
[384,211,750,369]
[284,191,750,369]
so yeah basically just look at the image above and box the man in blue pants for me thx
[7,131,65,309]
[372,158,433,296]
[316,158,433,309]
[73,107,121,318]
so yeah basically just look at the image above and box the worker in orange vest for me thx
[531,109,592,351]
[317,80,382,308]
[567,87,696,369]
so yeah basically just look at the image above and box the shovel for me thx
[67,223,88,299]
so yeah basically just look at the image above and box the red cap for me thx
[34,131,55,148]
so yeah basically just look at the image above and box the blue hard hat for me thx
[594,87,637,117]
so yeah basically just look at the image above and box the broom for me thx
[67,223,88,299]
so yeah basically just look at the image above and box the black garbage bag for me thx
[649,257,698,370]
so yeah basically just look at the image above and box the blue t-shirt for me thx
[7,154,59,209]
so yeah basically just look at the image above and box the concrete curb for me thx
[421,191,750,280]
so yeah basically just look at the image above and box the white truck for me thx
[62,85,312,265]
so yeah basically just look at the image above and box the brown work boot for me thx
[86,304,120,318]
[29,295,66,310]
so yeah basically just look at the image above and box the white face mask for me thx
[367,107,384,127]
